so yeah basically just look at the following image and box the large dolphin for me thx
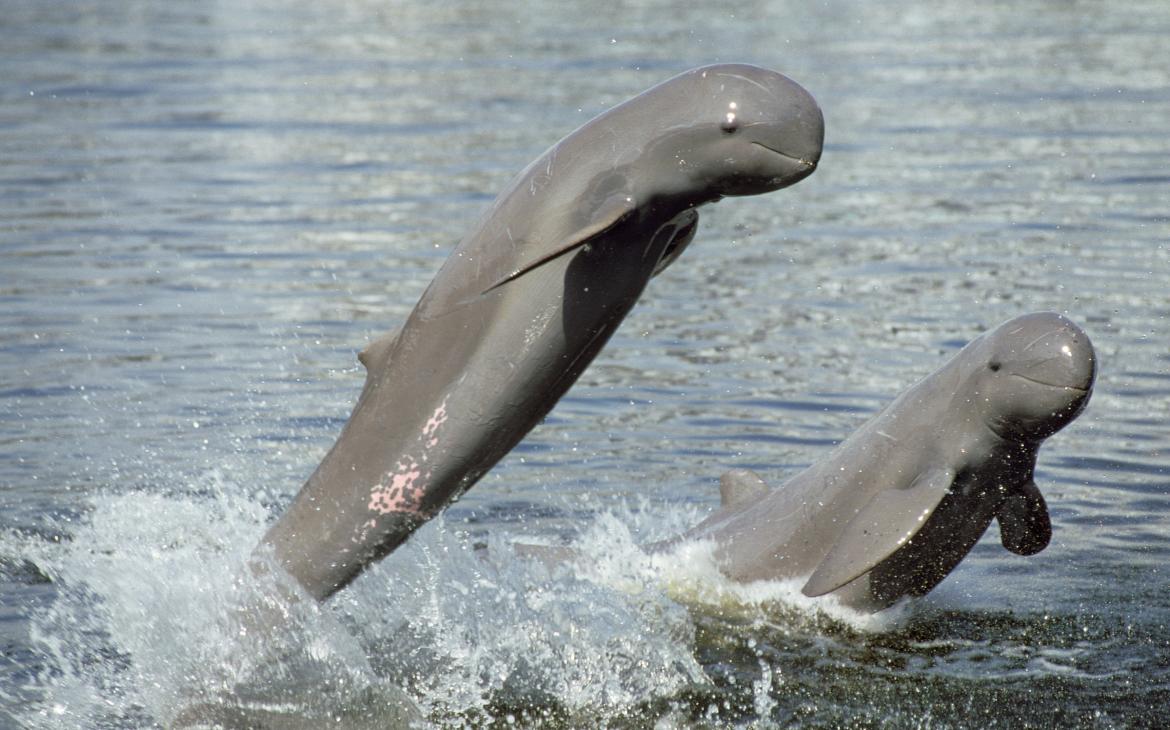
[261,64,825,600]
[658,312,1096,611]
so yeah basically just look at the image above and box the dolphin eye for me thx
[720,112,739,134]
[989,361,1002,372]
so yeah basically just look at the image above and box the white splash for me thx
[10,476,916,727]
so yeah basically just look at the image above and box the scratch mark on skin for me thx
[714,71,772,95]
[354,517,378,544]
[1022,326,1064,353]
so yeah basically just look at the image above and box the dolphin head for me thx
[971,312,1096,441]
[635,64,824,202]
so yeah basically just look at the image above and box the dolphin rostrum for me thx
[261,64,825,600]
[658,312,1096,611]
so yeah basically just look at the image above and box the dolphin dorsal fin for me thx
[358,327,401,373]
[719,469,769,507]
[996,479,1051,556]
[482,193,636,295]
[802,466,956,597]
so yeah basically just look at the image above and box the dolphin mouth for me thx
[751,141,818,171]
[1009,373,1090,392]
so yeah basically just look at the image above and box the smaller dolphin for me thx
[660,312,1096,611]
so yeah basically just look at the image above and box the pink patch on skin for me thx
[365,398,451,517]
[419,399,449,460]
[368,460,426,515]
[423,401,448,439]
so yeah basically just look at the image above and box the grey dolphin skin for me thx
[662,312,1095,612]
[261,64,825,600]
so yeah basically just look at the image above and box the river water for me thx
[2,0,1168,727]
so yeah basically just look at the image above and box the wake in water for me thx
[8,467,913,728]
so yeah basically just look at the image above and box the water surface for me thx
[3,0,1169,727]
